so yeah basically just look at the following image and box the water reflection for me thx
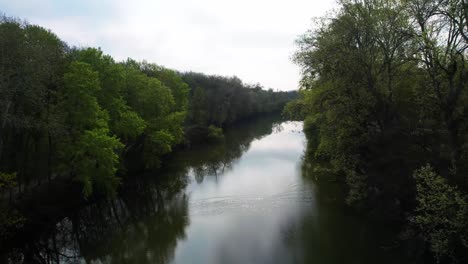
[168,115,284,185]
[4,115,284,264]
[170,121,311,264]
[5,116,405,264]
[12,176,189,264]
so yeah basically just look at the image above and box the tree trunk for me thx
[0,100,12,161]
[48,131,53,185]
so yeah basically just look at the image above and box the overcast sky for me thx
[1,0,336,91]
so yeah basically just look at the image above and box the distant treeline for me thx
[0,16,295,237]
[182,72,295,127]
[284,0,467,262]
[181,72,295,144]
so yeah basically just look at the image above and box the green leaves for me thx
[121,60,188,168]
[142,130,175,168]
[113,106,146,140]
[62,61,103,131]
[67,51,190,171]
[0,15,296,206]
[0,172,17,190]
[60,61,123,198]
[412,165,468,260]
[74,128,124,198]
[58,56,192,195]
[292,3,468,242]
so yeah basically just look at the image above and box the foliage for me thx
[0,16,294,206]
[182,72,297,128]
[0,13,297,252]
[0,172,24,240]
[412,165,468,261]
[0,172,16,190]
[290,0,468,261]
[58,61,124,198]
[207,125,225,143]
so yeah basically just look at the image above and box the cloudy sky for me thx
[1,0,336,91]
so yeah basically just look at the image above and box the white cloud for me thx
[1,0,337,90]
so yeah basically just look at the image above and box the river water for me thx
[6,116,403,263]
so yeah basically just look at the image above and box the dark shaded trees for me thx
[407,0,468,177]
[285,0,468,261]
[182,72,296,128]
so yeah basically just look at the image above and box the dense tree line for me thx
[0,16,293,239]
[181,72,296,143]
[182,72,295,127]
[285,0,467,262]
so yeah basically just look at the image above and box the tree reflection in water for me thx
[4,114,283,264]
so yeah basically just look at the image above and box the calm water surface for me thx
[7,117,403,263]
[173,121,310,264]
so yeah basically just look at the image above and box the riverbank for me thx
[0,115,284,262]
[2,116,412,264]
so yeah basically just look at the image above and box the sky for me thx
[1,0,336,91]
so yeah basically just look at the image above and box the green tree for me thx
[412,165,468,261]
[72,48,146,141]
[289,1,468,261]
[59,61,123,197]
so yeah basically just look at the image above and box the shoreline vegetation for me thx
[284,0,467,263]
[1,115,287,263]
[0,15,296,251]
[1,0,467,262]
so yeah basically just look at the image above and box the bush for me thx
[185,125,224,145]
[412,165,468,261]
[206,125,224,143]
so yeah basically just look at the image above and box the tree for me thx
[72,48,146,142]
[59,61,123,198]
[0,17,67,187]
[289,1,468,261]
[412,165,468,261]
[190,86,208,125]
[406,0,468,176]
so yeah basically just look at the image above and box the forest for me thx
[2,0,467,263]
[0,15,295,247]
[284,0,468,262]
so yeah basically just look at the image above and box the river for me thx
[5,116,404,263]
